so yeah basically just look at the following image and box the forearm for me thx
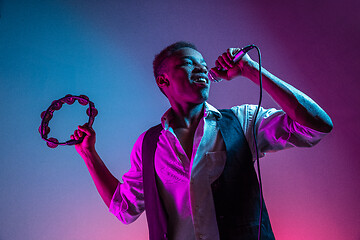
[242,60,333,133]
[80,149,119,208]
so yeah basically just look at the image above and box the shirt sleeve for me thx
[231,104,328,159]
[108,132,146,224]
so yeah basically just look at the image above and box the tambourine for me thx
[39,94,98,148]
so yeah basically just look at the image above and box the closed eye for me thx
[183,60,193,65]
[178,57,208,70]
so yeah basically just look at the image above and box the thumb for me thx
[78,124,92,135]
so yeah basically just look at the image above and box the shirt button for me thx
[199,234,204,239]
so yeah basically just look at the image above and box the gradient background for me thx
[0,0,359,239]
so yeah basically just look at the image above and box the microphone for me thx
[208,44,255,82]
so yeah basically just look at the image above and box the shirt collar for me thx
[161,102,222,130]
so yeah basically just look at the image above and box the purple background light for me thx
[0,0,359,239]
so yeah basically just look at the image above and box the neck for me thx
[169,101,205,129]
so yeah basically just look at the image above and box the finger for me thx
[75,129,83,139]
[78,124,92,135]
[217,57,230,70]
[215,60,222,70]
[73,130,79,140]
[70,134,74,140]
[227,48,233,60]
[73,132,79,140]
[222,52,235,68]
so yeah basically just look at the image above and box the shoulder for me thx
[229,104,284,136]
[230,104,257,118]
[230,104,283,122]
[145,124,163,135]
[133,124,163,151]
[230,104,280,115]
[229,104,256,127]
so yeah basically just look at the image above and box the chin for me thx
[196,95,209,104]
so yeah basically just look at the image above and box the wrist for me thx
[79,146,97,160]
[241,59,260,81]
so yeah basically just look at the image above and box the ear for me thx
[156,74,169,89]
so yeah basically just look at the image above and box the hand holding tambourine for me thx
[39,94,98,148]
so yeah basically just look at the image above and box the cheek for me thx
[171,73,191,87]
[173,69,190,79]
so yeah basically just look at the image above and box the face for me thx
[158,47,210,105]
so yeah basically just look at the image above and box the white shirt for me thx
[109,102,326,240]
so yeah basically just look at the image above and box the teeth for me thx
[195,77,206,83]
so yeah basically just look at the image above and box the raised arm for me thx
[71,124,119,208]
[211,48,333,133]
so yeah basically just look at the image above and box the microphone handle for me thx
[232,44,255,63]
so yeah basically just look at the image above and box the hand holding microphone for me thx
[209,45,255,82]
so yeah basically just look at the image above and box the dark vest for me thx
[142,109,275,240]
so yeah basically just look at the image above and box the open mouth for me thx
[193,76,209,85]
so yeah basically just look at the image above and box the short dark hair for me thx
[153,41,198,79]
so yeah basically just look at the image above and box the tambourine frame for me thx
[39,94,97,148]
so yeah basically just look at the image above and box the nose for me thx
[194,62,208,73]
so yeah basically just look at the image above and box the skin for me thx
[156,48,210,159]
[71,46,333,208]
[71,124,118,208]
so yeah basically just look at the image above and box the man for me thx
[71,42,333,240]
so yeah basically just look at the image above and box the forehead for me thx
[169,47,206,64]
